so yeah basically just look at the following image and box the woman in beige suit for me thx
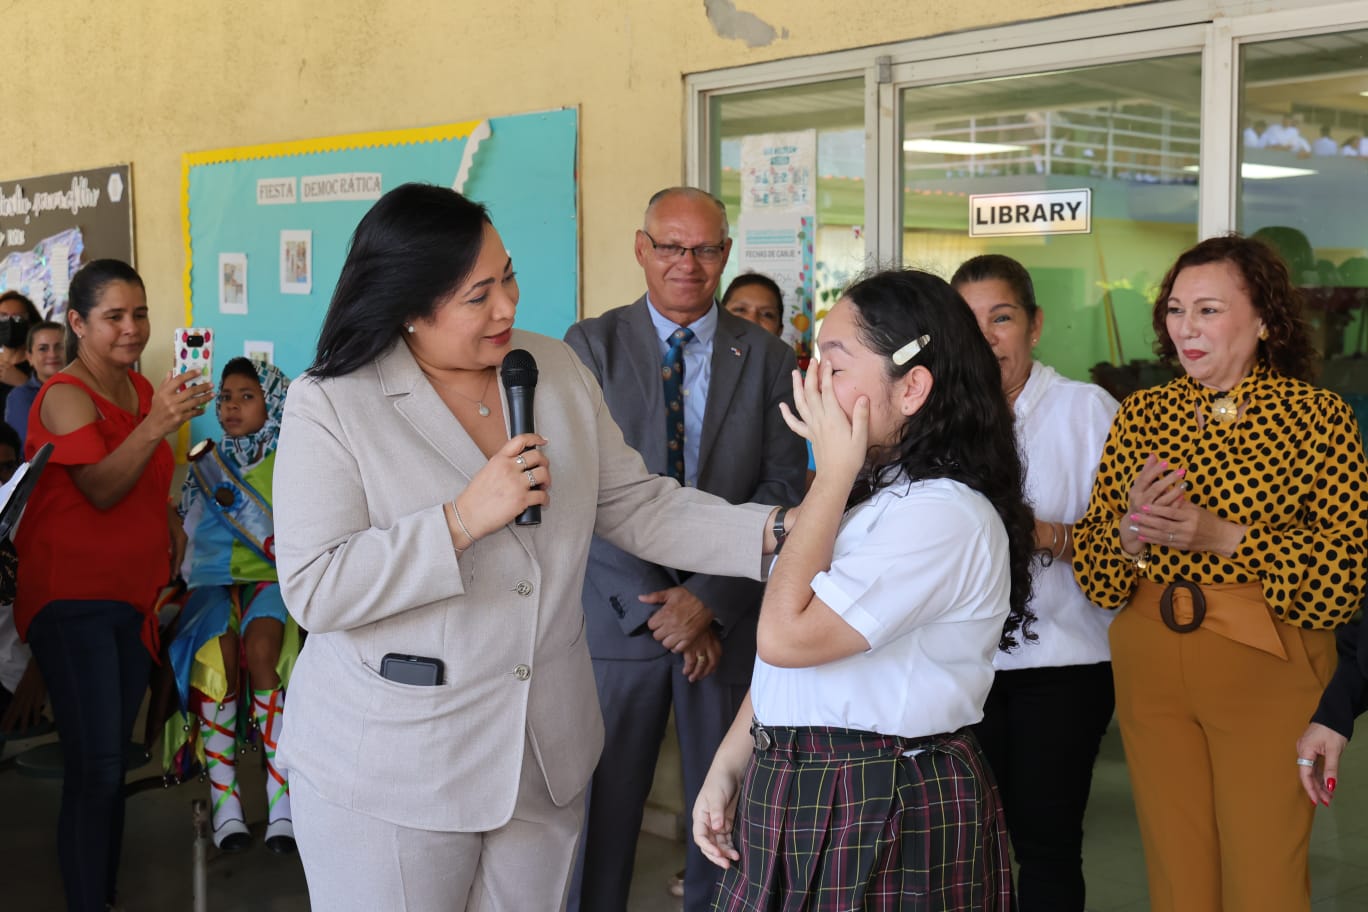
[274,183,789,912]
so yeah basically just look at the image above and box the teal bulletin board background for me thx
[183,109,578,444]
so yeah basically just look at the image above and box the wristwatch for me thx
[772,506,790,553]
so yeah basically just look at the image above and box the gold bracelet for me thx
[1116,524,1149,570]
[452,502,476,551]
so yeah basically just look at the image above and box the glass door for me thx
[898,53,1204,397]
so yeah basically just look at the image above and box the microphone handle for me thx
[506,386,541,526]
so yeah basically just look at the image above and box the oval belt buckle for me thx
[1158,579,1206,633]
[750,719,772,751]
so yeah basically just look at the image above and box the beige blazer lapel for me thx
[375,340,538,559]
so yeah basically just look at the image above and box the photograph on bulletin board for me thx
[181,109,578,447]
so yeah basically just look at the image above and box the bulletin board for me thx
[0,163,135,319]
[181,108,579,442]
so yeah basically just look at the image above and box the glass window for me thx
[709,78,866,363]
[900,55,1203,397]
[1237,29,1368,414]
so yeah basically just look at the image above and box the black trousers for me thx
[27,600,150,912]
[972,661,1115,912]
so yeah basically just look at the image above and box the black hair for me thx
[0,291,42,323]
[66,260,145,361]
[841,269,1036,651]
[220,356,261,385]
[721,273,783,309]
[950,254,1039,320]
[310,183,493,378]
[25,321,63,352]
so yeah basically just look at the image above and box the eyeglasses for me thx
[642,231,726,264]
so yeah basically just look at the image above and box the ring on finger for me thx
[1167,532,1174,543]
[1296,757,1317,768]
[515,454,527,468]
[524,468,537,488]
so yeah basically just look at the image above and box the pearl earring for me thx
[405,323,415,334]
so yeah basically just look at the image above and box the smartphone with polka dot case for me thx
[173,327,213,387]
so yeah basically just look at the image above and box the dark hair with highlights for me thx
[1152,234,1316,382]
[950,254,1040,320]
[311,183,492,378]
[841,269,1036,651]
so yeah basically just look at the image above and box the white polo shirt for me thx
[994,361,1118,672]
[751,475,1010,740]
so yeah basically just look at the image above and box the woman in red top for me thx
[16,259,213,912]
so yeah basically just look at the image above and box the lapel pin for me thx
[730,346,742,358]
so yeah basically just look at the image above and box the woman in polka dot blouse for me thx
[1072,234,1368,912]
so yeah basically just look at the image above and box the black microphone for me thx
[501,349,540,526]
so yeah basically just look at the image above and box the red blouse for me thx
[14,372,174,648]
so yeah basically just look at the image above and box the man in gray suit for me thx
[565,187,807,912]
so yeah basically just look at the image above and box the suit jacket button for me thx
[513,664,531,681]
[515,580,533,596]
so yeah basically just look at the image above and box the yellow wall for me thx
[7,0,1124,374]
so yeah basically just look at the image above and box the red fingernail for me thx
[1141,505,1151,512]
[1328,778,1337,793]
[1177,468,1186,476]
[1160,461,1168,469]
[1129,514,1138,521]
[1138,535,1147,542]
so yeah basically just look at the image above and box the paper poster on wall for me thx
[244,339,274,365]
[279,230,312,294]
[218,253,247,314]
[735,212,815,361]
[740,130,817,213]
[0,164,135,311]
[0,227,85,318]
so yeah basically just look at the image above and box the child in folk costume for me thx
[166,357,300,852]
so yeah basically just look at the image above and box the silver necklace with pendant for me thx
[444,368,495,417]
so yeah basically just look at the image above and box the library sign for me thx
[969,188,1091,238]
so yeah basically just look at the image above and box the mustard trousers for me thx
[1109,603,1335,912]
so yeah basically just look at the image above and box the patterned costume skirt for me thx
[713,724,1011,912]
[160,582,300,779]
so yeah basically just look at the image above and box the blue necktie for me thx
[662,327,695,484]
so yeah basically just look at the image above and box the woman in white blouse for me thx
[693,269,1035,911]
[952,254,1119,912]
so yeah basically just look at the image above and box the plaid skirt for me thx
[712,724,1011,912]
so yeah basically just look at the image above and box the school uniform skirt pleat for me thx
[712,725,1011,912]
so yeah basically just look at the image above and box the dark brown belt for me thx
[1130,579,1287,659]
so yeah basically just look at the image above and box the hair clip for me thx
[891,334,931,366]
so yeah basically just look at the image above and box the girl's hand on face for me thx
[780,360,867,487]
